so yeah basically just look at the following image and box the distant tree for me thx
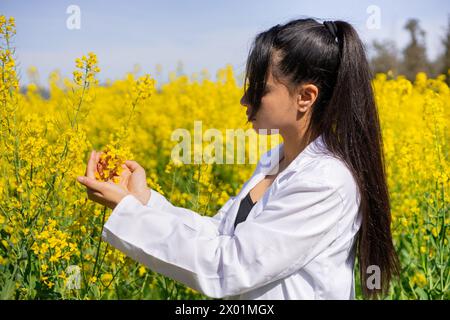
[401,19,430,80]
[439,15,450,84]
[176,60,185,77]
[430,51,446,79]
[370,39,399,77]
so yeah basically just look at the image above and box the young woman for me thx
[77,18,400,299]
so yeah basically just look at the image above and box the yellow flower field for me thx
[0,16,448,299]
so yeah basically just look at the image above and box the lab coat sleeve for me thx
[101,178,345,299]
[144,188,232,229]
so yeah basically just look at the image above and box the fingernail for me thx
[77,176,85,183]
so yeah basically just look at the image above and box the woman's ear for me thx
[296,84,318,113]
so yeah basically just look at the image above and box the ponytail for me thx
[320,20,401,298]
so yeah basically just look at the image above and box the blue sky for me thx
[1,0,449,87]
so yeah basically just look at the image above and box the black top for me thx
[233,192,257,230]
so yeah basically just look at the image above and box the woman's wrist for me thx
[133,187,151,205]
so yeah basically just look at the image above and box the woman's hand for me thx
[76,150,129,209]
[121,160,152,205]
[76,150,151,209]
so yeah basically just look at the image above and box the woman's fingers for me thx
[124,160,144,173]
[87,188,103,199]
[95,150,101,163]
[76,176,104,192]
[118,166,131,190]
[121,166,132,180]
[86,150,97,179]
[86,189,114,208]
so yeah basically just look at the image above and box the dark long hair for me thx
[243,17,400,298]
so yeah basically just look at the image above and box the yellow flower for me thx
[411,272,427,287]
[73,52,100,86]
[164,162,173,174]
[138,265,147,277]
[75,58,84,69]
[431,227,439,238]
[100,273,113,286]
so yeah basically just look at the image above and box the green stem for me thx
[92,206,107,277]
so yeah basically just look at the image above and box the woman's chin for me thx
[249,120,277,135]
[251,120,258,131]
[253,124,280,135]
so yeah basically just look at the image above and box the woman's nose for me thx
[240,94,249,107]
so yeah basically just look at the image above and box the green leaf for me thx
[0,277,16,300]
[415,287,429,300]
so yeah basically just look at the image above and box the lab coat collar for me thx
[223,133,330,235]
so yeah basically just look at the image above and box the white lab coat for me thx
[101,134,362,299]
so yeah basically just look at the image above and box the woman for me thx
[77,18,400,299]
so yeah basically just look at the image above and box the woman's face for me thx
[241,68,299,134]
[240,67,318,135]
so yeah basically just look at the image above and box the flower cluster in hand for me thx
[95,147,126,184]
[76,150,152,210]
